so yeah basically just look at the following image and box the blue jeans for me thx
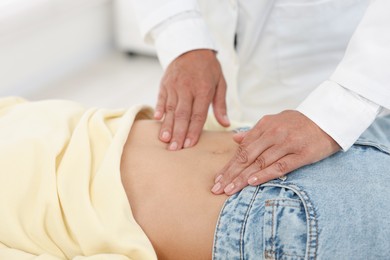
[213,115,390,259]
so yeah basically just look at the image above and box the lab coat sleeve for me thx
[132,0,217,69]
[297,0,389,150]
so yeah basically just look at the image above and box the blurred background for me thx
[0,0,163,108]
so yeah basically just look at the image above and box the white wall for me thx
[0,0,114,96]
[113,0,156,55]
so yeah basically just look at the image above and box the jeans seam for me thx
[266,198,306,259]
[212,195,231,259]
[262,183,318,260]
[240,186,261,260]
[272,200,276,259]
[266,198,303,208]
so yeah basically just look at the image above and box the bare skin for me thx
[120,119,236,260]
[212,110,340,195]
[154,50,340,197]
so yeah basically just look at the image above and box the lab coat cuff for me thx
[331,67,390,109]
[297,80,380,151]
[153,17,218,69]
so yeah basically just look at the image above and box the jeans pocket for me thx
[263,198,306,260]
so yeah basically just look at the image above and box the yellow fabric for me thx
[204,112,252,132]
[0,97,157,260]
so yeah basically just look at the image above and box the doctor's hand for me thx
[211,110,340,195]
[155,49,230,150]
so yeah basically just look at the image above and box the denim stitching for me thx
[299,188,318,260]
[265,198,303,208]
[212,196,230,259]
[271,198,276,259]
[262,183,318,260]
[266,198,306,259]
[239,186,261,260]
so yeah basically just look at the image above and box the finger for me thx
[212,76,230,127]
[214,138,260,185]
[232,131,248,143]
[219,167,254,195]
[213,130,266,183]
[211,137,273,194]
[159,92,177,143]
[183,93,210,148]
[155,85,167,120]
[247,154,302,186]
[169,94,193,151]
[222,131,271,174]
[222,145,290,195]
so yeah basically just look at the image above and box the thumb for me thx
[212,76,230,127]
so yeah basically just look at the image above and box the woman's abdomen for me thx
[120,120,236,260]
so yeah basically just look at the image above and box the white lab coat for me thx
[132,0,390,150]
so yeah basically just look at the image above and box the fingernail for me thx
[183,138,191,148]
[248,177,258,185]
[169,141,178,151]
[154,111,162,119]
[224,183,235,194]
[211,182,221,193]
[214,174,223,183]
[161,131,170,141]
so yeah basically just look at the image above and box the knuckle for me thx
[198,80,213,90]
[284,134,297,144]
[175,110,191,121]
[274,161,289,175]
[191,112,206,123]
[235,146,249,164]
[197,86,213,99]
[254,155,266,170]
[292,140,309,155]
[166,104,176,112]
[287,131,305,143]
[271,125,285,136]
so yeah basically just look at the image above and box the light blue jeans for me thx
[213,115,390,259]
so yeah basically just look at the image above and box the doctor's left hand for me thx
[211,110,340,195]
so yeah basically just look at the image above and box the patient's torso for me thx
[121,120,237,260]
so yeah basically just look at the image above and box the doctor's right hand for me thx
[154,49,230,150]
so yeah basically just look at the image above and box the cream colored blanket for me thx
[0,97,157,259]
